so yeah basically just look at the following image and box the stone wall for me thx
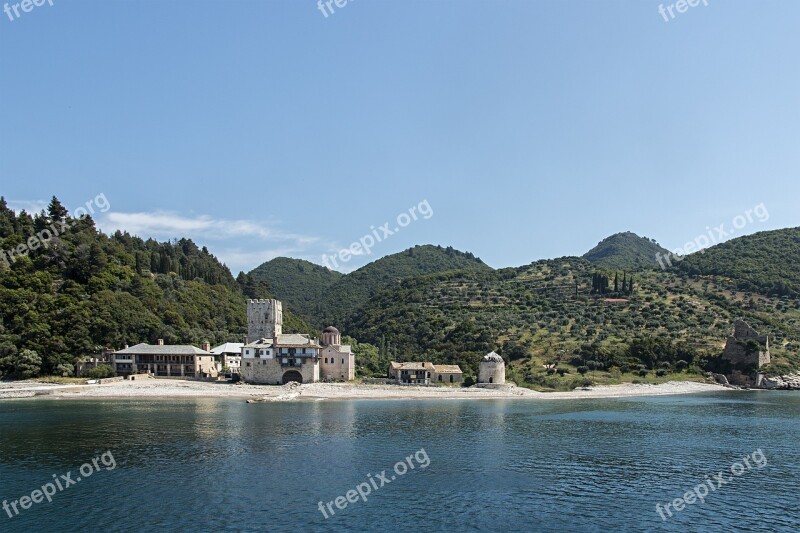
[722,319,770,368]
[241,358,318,385]
[478,361,505,384]
[319,346,354,380]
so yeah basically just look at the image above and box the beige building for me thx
[241,334,321,384]
[389,361,463,384]
[113,340,217,378]
[319,326,355,381]
[239,299,355,385]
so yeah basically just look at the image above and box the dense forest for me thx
[0,197,312,379]
[250,244,490,326]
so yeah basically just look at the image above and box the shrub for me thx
[656,369,668,377]
[87,365,115,379]
[569,378,593,389]
[577,366,589,375]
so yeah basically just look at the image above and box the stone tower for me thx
[247,299,283,340]
[478,351,506,385]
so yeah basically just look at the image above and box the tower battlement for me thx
[247,299,283,340]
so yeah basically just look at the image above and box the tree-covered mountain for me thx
[344,248,800,384]
[675,227,800,298]
[0,196,312,379]
[248,257,343,321]
[583,231,670,270]
[249,244,491,326]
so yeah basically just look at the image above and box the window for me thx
[341,358,344,364]
[246,362,251,367]
[438,375,442,382]
[450,375,454,383]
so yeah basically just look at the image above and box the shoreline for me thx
[0,378,736,402]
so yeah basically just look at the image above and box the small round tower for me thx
[478,351,505,384]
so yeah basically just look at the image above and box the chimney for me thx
[243,335,248,345]
[202,342,211,352]
[157,339,164,346]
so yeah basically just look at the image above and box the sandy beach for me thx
[0,378,730,402]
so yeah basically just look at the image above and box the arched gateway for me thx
[282,370,303,384]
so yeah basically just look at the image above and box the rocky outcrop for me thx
[759,374,800,390]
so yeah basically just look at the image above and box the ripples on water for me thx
[0,392,798,532]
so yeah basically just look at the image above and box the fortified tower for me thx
[247,299,283,340]
[478,351,506,385]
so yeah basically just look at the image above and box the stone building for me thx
[239,299,354,385]
[388,361,463,384]
[319,326,355,381]
[478,351,506,385]
[112,340,217,378]
[241,334,321,384]
[721,319,771,386]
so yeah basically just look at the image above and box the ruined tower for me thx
[247,299,283,340]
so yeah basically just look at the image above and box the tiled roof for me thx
[433,365,462,373]
[274,333,320,348]
[210,342,244,355]
[114,343,213,356]
[390,361,432,371]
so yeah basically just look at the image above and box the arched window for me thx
[438,375,442,382]
[489,377,493,383]
[450,375,454,383]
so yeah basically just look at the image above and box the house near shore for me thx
[210,342,244,374]
[388,361,463,384]
[240,299,355,385]
[112,340,217,378]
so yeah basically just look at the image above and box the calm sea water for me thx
[0,392,798,532]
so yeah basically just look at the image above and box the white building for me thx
[210,342,244,374]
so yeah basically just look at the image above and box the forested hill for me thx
[0,196,311,378]
[675,227,800,298]
[249,244,491,326]
[583,232,670,270]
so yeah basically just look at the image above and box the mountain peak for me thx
[583,231,670,270]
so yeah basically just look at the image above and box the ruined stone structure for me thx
[721,319,770,386]
[478,351,506,385]
[722,319,770,368]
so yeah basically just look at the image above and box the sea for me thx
[0,391,798,532]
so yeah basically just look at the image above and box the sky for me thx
[1,0,798,274]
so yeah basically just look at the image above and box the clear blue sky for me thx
[2,0,798,274]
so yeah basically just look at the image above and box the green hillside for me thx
[248,257,343,321]
[675,227,800,298]
[248,244,491,327]
[583,231,671,270]
[0,197,312,379]
[345,240,800,386]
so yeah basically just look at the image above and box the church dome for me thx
[323,326,340,334]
